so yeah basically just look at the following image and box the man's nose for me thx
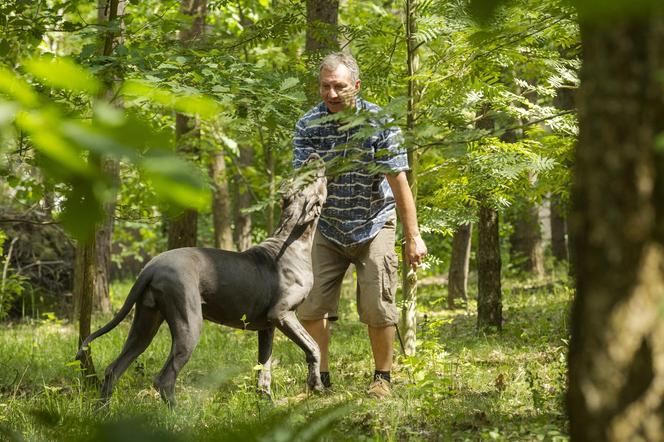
[328,88,339,98]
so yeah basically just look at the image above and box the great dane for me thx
[76,154,327,406]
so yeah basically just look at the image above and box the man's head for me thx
[319,52,361,113]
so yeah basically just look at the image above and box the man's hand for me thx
[405,234,427,271]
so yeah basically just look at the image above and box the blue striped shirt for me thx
[293,98,409,246]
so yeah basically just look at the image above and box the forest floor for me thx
[0,272,571,441]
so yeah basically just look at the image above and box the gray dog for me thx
[76,154,327,406]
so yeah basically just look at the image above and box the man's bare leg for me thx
[368,325,395,371]
[301,318,330,371]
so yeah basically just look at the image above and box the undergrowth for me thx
[0,275,571,441]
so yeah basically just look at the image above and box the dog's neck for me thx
[259,216,319,262]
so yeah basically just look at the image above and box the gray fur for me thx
[76,155,327,407]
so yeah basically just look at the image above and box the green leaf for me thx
[23,56,100,95]
[0,67,39,107]
[15,111,91,175]
[280,77,299,91]
[122,80,221,119]
[140,155,210,210]
[0,101,18,126]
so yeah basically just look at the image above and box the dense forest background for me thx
[1,0,663,440]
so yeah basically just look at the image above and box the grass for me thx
[0,275,571,441]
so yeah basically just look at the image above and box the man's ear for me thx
[354,79,361,93]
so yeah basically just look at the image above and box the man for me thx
[293,52,427,398]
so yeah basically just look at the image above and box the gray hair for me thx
[319,52,360,84]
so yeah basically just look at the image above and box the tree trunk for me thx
[75,0,124,379]
[92,157,118,314]
[167,113,201,250]
[303,0,339,104]
[398,0,420,356]
[508,199,545,277]
[91,0,126,314]
[477,205,502,331]
[75,238,99,385]
[233,144,254,251]
[567,9,664,441]
[167,1,206,250]
[209,150,234,250]
[447,223,472,309]
[305,0,339,53]
[550,195,567,262]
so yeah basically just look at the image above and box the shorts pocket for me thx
[382,252,399,303]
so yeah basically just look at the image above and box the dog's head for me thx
[279,153,327,226]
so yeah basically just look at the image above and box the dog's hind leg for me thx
[100,305,163,404]
[153,292,203,408]
[271,311,323,392]
[256,327,275,398]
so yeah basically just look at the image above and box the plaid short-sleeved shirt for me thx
[293,98,409,246]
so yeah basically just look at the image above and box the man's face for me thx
[319,64,361,113]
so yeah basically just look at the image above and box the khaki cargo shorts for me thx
[297,217,399,327]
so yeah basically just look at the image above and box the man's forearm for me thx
[386,172,420,238]
[386,171,427,269]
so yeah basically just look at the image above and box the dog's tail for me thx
[75,266,155,361]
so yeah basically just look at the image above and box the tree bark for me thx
[447,223,472,309]
[209,150,234,250]
[305,0,339,53]
[233,144,254,251]
[508,199,545,277]
[477,205,502,331]
[74,0,124,379]
[75,238,99,385]
[550,195,568,262]
[568,9,664,441]
[303,0,339,104]
[167,0,206,250]
[399,0,420,356]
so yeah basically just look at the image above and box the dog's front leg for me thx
[257,327,275,398]
[271,311,323,392]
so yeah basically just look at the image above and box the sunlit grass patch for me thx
[1,277,570,441]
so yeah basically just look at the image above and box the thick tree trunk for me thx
[233,145,254,251]
[508,199,545,277]
[568,10,664,441]
[209,150,234,250]
[550,195,567,262]
[477,205,502,331]
[447,223,472,309]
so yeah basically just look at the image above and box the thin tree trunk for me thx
[75,0,124,380]
[550,195,567,262]
[76,238,99,385]
[209,150,234,250]
[568,9,664,441]
[447,223,472,309]
[167,0,206,250]
[400,0,419,356]
[477,205,502,331]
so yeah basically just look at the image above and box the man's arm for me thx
[386,172,427,271]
